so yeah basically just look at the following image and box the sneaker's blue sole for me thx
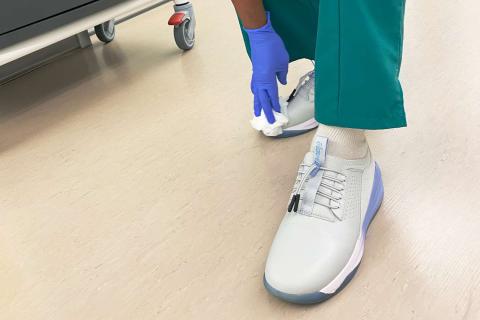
[263,163,384,304]
[263,266,361,305]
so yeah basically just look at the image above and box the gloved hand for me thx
[244,12,289,124]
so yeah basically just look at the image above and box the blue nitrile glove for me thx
[244,12,289,124]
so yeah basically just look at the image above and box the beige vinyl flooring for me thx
[1,1,480,319]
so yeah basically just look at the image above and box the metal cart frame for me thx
[0,0,196,68]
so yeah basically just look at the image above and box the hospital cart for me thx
[0,0,197,69]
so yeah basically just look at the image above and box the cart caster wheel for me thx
[95,20,115,43]
[173,19,195,51]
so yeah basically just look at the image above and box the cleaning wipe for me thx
[250,98,289,137]
[250,112,289,136]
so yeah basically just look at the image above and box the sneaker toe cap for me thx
[264,216,358,296]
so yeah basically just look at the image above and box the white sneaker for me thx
[263,135,384,304]
[251,70,319,138]
[278,70,319,138]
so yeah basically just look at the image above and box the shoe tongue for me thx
[300,136,341,221]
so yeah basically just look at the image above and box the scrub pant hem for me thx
[315,111,407,130]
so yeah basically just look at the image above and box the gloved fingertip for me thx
[272,102,281,113]
[266,90,281,113]
[253,96,261,117]
[259,93,276,124]
[265,111,276,124]
[277,71,288,85]
[270,97,281,113]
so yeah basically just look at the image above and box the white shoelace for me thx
[288,156,346,218]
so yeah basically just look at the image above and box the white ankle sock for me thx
[311,124,368,159]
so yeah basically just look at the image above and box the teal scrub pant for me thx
[240,0,407,130]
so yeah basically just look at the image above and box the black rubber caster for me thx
[95,20,116,43]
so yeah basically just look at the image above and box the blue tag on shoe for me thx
[310,136,328,177]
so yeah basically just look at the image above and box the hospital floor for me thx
[1,1,480,319]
